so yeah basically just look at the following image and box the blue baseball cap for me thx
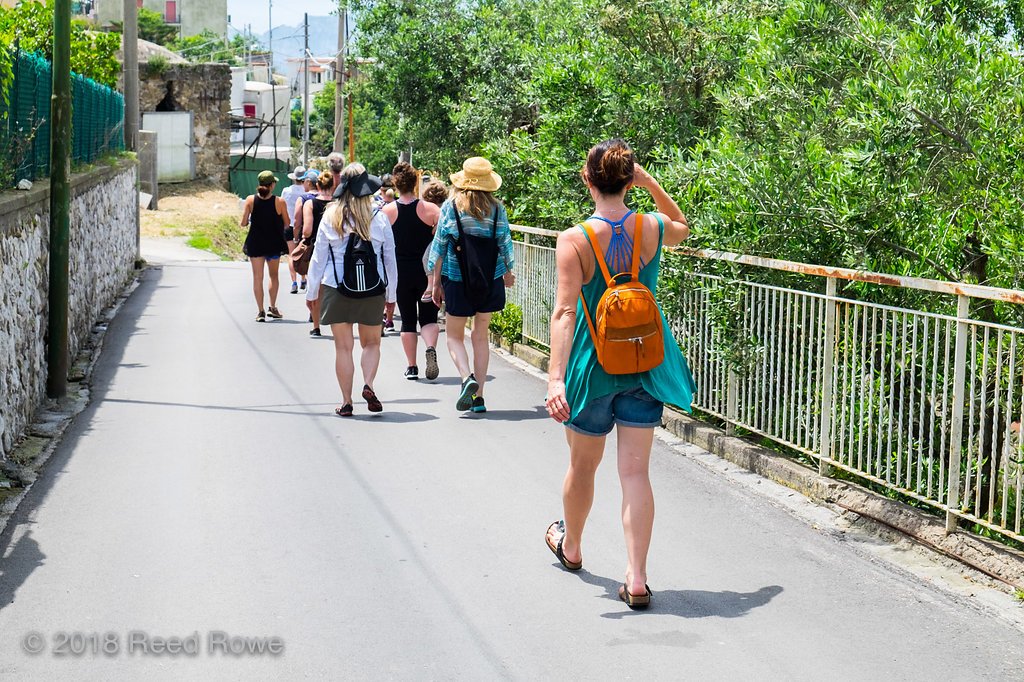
[303,169,320,181]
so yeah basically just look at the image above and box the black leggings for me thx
[396,267,439,333]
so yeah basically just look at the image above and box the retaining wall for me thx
[0,159,137,459]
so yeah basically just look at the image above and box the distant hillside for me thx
[259,16,339,71]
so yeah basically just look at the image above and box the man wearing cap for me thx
[281,165,307,294]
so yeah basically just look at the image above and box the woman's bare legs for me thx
[311,299,322,332]
[331,323,355,405]
[357,322,382,389]
[250,257,266,311]
[546,429,606,566]
[401,332,419,368]
[444,316,471,378]
[470,312,492,396]
[267,258,281,309]
[616,425,655,597]
[286,240,298,285]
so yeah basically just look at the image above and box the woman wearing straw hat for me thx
[305,163,398,416]
[427,157,515,414]
[240,170,290,322]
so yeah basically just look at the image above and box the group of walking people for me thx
[242,152,515,416]
[241,140,696,611]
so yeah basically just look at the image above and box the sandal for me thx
[618,584,652,610]
[420,291,433,303]
[545,520,582,571]
[362,385,383,413]
[335,404,353,417]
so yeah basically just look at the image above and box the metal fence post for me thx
[945,294,971,533]
[818,277,838,476]
[725,369,739,436]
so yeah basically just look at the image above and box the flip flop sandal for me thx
[545,520,582,571]
[618,584,652,609]
[362,385,383,413]
[335,404,353,417]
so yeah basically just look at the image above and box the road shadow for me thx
[460,406,547,421]
[0,530,45,612]
[566,568,783,620]
[0,266,163,613]
[334,412,438,423]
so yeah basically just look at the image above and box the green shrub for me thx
[489,303,523,346]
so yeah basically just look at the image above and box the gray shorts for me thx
[320,286,385,326]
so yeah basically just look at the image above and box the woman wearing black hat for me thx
[241,170,290,322]
[305,163,398,416]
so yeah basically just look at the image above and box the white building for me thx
[236,81,291,159]
[287,57,336,100]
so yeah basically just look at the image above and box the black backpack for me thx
[453,208,499,308]
[330,222,386,299]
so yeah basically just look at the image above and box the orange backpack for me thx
[579,214,665,375]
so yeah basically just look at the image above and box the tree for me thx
[0,0,121,88]
[135,7,178,46]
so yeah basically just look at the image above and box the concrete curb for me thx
[500,338,1024,591]
[0,271,141,538]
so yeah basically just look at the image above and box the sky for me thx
[226,0,337,35]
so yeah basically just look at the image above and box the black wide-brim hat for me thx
[333,170,383,199]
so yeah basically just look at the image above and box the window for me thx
[164,1,177,23]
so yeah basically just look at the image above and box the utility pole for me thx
[303,12,309,167]
[348,63,355,163]
[333,8,345,153]
[122,0,139,151]
[48,0,72,399]
[122,0,140,261]
[268,0,279,162]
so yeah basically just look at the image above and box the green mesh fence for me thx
[0,49,124,187]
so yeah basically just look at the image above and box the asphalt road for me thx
[1,249,1023,680]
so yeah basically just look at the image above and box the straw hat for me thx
[450,157,502,192]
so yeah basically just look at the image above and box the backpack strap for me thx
[577,221,614,349]
[579,221,615,288]
[629,212,644,280]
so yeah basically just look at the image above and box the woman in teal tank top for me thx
[544,139,695,609]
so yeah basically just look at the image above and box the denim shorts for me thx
[567,386,664,436]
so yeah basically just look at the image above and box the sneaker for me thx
[384,319,395,332]
[267,306,283,319]
[456,374,479,411]
[405,366,419,380]
[471,395,487,413]
[424,346,439,380]
[300,280,307,291]
[256,310,266,322]
[309,327,321,337]
[290,282,298,294]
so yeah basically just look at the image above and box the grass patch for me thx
[187,216,247,261]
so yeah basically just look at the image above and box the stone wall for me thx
[0,160,138,460]
[140,63,231,187]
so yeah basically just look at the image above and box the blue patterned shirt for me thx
[427,199,515,281]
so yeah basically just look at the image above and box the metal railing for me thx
[0,49,125,186]
[508,226,1024,543]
